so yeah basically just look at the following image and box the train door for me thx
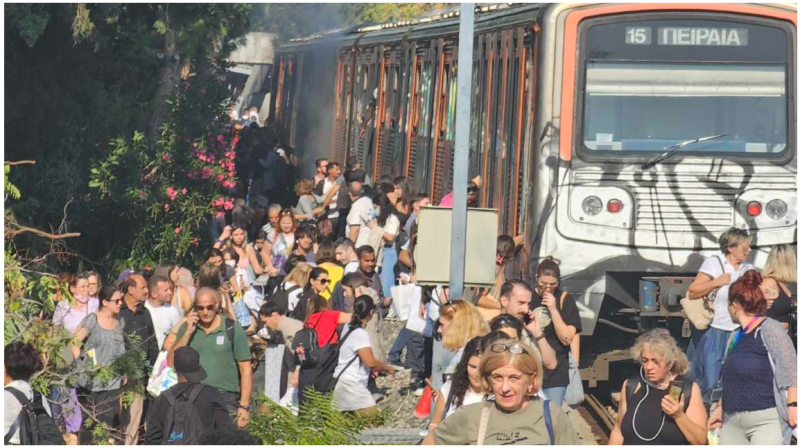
[333,49,356,164]
[407,40,438,195]
[430,39,458,203]
[349,47,381,176]
[375,44,411,180]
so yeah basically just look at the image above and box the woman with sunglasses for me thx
[429,336,486,431]
[292,267,337,322]
[424,340,579,445]
[490,314,526,340]
[70,286,127,444]
[529,257,582,406]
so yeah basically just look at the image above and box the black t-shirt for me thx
[530,289,582,388]
[766,282,796,324]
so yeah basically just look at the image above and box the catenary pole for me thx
[448,3,474,299]
[431,3,476,401]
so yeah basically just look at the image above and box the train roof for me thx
[278,3,545,52]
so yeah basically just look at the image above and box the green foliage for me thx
[251,3,448,42]
[4,3,51,47]
[4,165,21,200]
[88,75,239,268]
[248,388,386,445]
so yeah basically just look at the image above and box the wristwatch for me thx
[788,402,797,408]
[534,334,546,341]
[238,404,250,411]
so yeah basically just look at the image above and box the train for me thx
[267,3,797,392]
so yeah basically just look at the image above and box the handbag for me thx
[680,256,725,331]
[391,283,419,321]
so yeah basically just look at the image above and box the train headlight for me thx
[582,196,603,216]
[766,199,787,220]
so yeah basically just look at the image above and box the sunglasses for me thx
[279,210,294,216]
[107,299,123,305]
[195,304,217,312]
[318,279,330,285]
[490,343,527,355]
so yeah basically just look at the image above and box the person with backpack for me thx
[423,340,578,445]
[164,288,252,429]
[609,329,707,445]
[332,295,395,416]
[145,346,232,445]
[4,342,64,446]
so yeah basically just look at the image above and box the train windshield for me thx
[579,17,792,158]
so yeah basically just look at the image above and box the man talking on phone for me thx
[164,288,253,428]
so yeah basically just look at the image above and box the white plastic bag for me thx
[146,351,177,397]
[391,283,419,321]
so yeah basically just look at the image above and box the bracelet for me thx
[238,404,250,411]
[535,334,546,341]
[788,402,797,408]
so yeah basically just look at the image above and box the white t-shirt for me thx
[333,324,371,385]
[4,380,33,445]
[344,260,359,275]
[144,301,181,350]
[699,254,755,332]
[322,178,340,219]
[348,196,376,249]
[439,380,486,419]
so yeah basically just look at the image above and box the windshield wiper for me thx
[640,134,729,170]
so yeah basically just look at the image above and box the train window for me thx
[583,62,787,154]
[578,16,793,160]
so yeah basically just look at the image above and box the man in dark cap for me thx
[145,347,232,444]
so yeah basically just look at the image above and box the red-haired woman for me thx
[709,270,797,445]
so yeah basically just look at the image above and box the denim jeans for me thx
[687,326,732,404]
[387,328,425,377]
[379,247,398,299]
[542,386,567,406]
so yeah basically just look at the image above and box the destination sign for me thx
[625,27,749,47]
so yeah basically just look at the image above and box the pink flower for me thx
[216,211,225,219]
[181,188,187,195]
[213,197,225,207]
[216,135,224,142]
[198,154,208,162]
[174,227,181,234]
[164,203,170,211]
[207,155,216,164]
[217,174,225,182]
[201,168,213,179]
[161,153,172,161]
[166,187,178,201]
[223,199,234,211]
[191,237,199,246]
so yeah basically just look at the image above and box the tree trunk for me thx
[146,25,181,148]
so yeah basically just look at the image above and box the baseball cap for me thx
[173,346,207,383]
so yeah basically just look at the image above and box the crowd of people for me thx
[4,111,797,446]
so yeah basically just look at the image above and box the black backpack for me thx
[307,327,360,394]
[293,313,325,369]
[269,283,302,316]
[4,387,65,445]
[161,383,207,445]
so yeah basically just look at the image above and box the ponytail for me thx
[350,295,375,329]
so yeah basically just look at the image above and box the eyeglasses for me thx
[490,343,528,355]
[195,304,217,312]
[107,299,123,305]
[318,279,330,285]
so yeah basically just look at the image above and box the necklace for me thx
[632,367,669,442]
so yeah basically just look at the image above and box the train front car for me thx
[530,3,796,384]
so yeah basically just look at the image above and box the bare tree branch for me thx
[5,223,81,240]
[5,160,36,166]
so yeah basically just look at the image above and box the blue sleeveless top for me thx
[722,324,775,416]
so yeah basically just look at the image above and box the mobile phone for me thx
[668,380,684,401]
[522,313,532,325]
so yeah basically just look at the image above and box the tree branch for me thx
[6,223,81,240]
[5,160,36,166]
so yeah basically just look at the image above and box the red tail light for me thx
[607,199,623,214]
[747,201,762,217]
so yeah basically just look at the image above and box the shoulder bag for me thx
[680,256,725,330]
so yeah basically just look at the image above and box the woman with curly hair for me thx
[429,336,486,430]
